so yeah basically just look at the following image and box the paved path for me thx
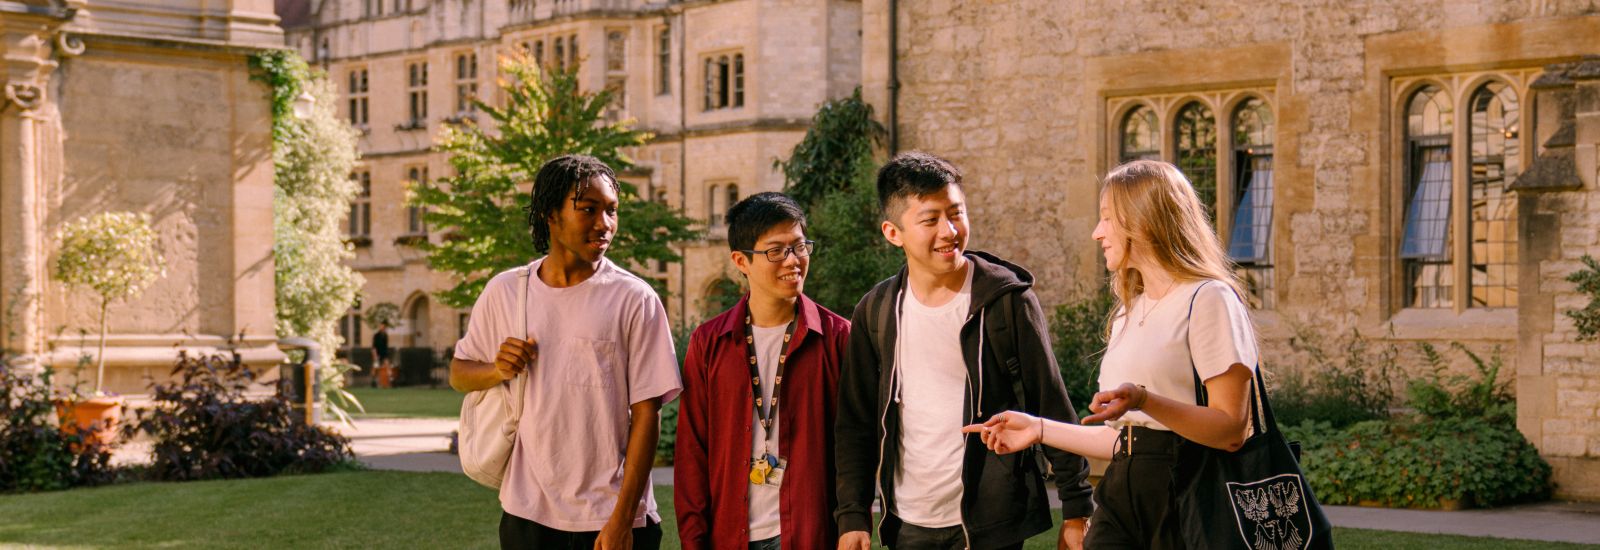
[347,417,1600,545]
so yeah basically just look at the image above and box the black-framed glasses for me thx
[742,240,817,262]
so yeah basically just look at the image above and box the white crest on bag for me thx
[1227,474,1312,550]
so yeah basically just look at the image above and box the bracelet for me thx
[1036,416,1045,446]
[1132,384,1148,410]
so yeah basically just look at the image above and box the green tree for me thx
[51,212,166,394]
[412,54,700,309]
[251,52,364,359]
[775,89,897,314]
[1566,254,1600,341]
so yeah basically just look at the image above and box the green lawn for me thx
[348,386,463,418]
[0,471,1592,549]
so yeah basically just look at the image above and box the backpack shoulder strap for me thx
[985,292,1024,409]
[510,265,532,420]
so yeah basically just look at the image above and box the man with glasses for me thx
[676,192,851,550]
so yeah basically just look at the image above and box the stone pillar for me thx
[0,15,66,368]
[1511,56,1600,501]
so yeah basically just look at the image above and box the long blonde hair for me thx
[1101,160,1249,337]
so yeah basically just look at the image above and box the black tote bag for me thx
[1171,283,1334,550]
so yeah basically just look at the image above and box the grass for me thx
[0,471,1592,549]
[347,386,463,418]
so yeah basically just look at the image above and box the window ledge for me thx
[394,120,428,132]
[394,234,429,247]
[346,236,373,248]
[1386,307,1518,341]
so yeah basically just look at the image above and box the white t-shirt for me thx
[454,257,683,531]
[748,324,787,541]
[891,266,973,528]
[1099,279,1258,431]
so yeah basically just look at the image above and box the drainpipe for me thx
[677,5,688,321]
[887,0,899,154]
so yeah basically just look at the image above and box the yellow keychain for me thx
[749,459,771,485]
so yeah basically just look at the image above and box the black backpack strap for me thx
[985,292,1054,480]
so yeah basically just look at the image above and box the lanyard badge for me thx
[746,307,797,486]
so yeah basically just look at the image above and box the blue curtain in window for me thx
[1400,146,1452,259]
[1229,154,1274,262]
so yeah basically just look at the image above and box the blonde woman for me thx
[964,160,1258,549]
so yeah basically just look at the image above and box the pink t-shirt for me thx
[455,257,682,531]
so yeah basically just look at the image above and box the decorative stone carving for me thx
[55,32,84,57]
[4,82,43,111]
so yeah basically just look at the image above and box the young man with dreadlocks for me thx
[450,154,682,550]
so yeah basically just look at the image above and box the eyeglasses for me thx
[742,240,817,262]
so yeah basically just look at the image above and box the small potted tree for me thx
[51,211,166,444]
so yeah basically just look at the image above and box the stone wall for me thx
[860,0,1600,499]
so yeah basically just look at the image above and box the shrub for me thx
[1050,285,1114,416]
[1287,344,1550,509]
[0,363,118,492]
[1407,342,1513,423]
[1294,417,1550,508]
[1565,254,1600,341]
[655,321,697,466]
[1273,326,1398,428]
[129,351,353,481]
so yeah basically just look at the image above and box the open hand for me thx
[961,411,1040,455]
[1081,383,1147,425]
[495,337,538,381]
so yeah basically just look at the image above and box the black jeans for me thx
[892,522,1023,550]
[498,512,662,550]
[749,535,780,550]
[1085,426,1187,550]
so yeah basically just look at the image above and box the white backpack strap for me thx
[510,265,532,423]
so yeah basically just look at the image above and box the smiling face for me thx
[546,175,619,264]
[1091,192,1130,271]
[732,220,809,302]
[883,184,970,278]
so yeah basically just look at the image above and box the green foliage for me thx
[0,362,118,493]
[655,321,696,465]
[251,50,365,424]
[774,88,886,208]
[413,54,700,309]
[127,351,354,481]
[1273,326,1398,428]
[1288,417,1551,509]
[776,90,898,315]
[1408,343,1513,423]
[52,211,167,393]
[698,274,744,318]
[1566,254,1600,341]
[1050,285,1114,416]
[795,157,903,315]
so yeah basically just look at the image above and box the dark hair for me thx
[726,192,808,252]
[876,150,962,223]
[525,154,618,254]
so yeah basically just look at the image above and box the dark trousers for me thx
[499,512,662,550]
[1085,426,1187,550]
[749,535,780,550]
[892,522,1022,550]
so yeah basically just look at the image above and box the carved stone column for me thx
[0,10,68,368]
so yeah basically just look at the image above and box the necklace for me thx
[1138,289,1169,327]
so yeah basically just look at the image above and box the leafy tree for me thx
[412,54,701,309]
[250,51,364,422]
[51,212,166,394]
[775,89,897,314]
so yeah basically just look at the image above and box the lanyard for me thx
[744,305,798,447]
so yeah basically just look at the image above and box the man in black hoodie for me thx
[834,152,1093,550]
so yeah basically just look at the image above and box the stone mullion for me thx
[0,18,66,368]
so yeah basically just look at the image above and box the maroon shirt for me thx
[674,294,849,550]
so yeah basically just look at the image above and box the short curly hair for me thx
[876,150,963,224]
[525,154,618,254]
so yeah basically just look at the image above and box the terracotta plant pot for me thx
[53,395,124,446]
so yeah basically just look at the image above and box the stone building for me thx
[0,0,285,394]
[278,0,861,373]
[857,2,1600,499]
